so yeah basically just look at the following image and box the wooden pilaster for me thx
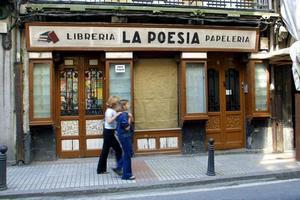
[295,93,300,161]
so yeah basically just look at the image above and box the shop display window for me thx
[29,60,54,125]
[254,63,268,111]
[181,60,208,121]
[108,62,132,102]
[245,60,270,118]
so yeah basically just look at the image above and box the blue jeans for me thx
[118,133,133,179]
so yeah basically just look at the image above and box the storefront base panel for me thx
[30,126,57,162]
[134,129,182,155]
[182,121,206,154]
[246,118,273,151]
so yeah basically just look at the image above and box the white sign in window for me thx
[115,65,126,73]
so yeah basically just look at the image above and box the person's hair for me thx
[119,99,129,111]
[106,96,120,109]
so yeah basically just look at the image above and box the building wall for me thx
[0,31,16,163]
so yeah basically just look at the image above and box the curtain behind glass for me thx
[255,63,268,111]
[186,63,206,113]
[33,63,51,118]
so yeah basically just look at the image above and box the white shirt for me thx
[104,108,117,129]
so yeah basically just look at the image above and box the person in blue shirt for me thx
[116,99,135,180]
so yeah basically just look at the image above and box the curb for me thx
[1,169,300,199]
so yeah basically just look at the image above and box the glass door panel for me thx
[225,68,240,111]
[60,69,79,116]
[84,68,104,115]
[208,68,220,112]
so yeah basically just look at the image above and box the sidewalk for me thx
[1,152,300,198]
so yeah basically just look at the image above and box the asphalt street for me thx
[13,178,300,200]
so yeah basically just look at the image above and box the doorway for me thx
[55,55,105,158]
[206,53,245,150]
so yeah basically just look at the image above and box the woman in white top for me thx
[97,96,122,174]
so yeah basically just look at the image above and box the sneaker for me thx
[123,175,135,180]
[112,168,122,176]
[128,175,135,180]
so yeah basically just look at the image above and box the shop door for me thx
[206,53,245,150]
[56,56,105,158]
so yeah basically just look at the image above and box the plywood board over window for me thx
[134,59,178,130]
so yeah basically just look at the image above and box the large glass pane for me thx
[255,63,268,111]
[60,69,79,116]
[85,68,104,115]
[225,68,240,111]
[186,63,206,113]
[109,63,131,101]
[33,63,51,118]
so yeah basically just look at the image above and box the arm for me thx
[128,113,134,124]
[120,113,130,131]
[106,111,122,124]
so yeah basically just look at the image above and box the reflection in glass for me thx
[85,68,104,115]
[255,63,268,111]
[60,69,79,116]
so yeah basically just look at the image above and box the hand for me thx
[128,113,134,122]
[116,112,122,116]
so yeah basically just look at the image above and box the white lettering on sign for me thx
[115,65,125,73]
[27,25,258,51]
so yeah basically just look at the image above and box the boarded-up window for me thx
[134,59,178,130]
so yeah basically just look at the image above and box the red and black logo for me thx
[38,31,59,43]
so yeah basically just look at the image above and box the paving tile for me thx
[1,152,300,195]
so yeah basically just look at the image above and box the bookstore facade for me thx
[26,23,271,159]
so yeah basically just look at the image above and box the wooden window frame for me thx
[105,60,134,112]
[180,60,208,122]
[29,59,54,126]
[245,59,270,118]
